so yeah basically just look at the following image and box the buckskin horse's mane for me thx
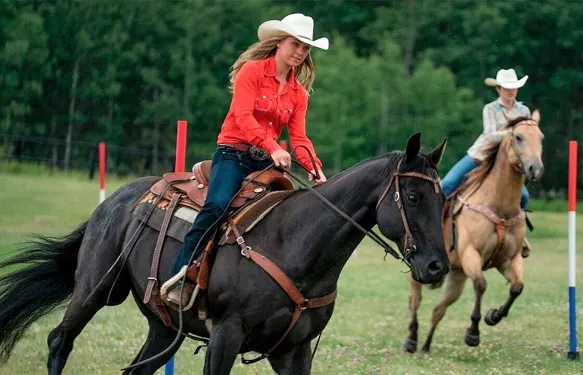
[451,116,531,198]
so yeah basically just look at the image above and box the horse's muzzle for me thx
[524,160,544,181]
[411,254,450,284]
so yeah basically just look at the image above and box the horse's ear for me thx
[531,109,540,123]
[428,137,448,166]
[502,110,518,125]
[405,132,421,162]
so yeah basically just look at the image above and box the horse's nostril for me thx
[427,260,442,276]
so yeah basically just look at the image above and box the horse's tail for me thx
[0,221,87,363]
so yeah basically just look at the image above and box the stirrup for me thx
[160,266,199,311]
[166,284,200,312]
[160,265,188,298]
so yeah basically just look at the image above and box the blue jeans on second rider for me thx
[171,145,273,275]
[440,154,530,209]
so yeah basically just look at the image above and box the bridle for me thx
[375,158,441,261]
[506,118,540,175]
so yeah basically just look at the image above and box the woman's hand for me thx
[308,169,327,184]
[271,149,291,168]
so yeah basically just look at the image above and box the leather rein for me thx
[289,149,442,266]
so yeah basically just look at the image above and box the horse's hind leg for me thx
[268,341,311,375]
[48,232,131,374]
[47,280,115,374]
[122,311,185,375]
[485,254,524,326]
[403,274,422,353]
[421,269,467,353]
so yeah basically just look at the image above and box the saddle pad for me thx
[133,203,198,243]
[133,190,294,243]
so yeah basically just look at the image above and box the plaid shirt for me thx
[467,98,531,161]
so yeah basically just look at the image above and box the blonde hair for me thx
[229,35,316,94]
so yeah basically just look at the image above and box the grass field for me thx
[0,171,581,374]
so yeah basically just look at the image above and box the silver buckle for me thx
[249,146,269,161]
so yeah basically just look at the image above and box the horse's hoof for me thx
[464,332,480,347]
[485,309,500,326]
[402,338,417,353]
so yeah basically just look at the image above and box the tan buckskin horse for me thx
[403,111,544,353]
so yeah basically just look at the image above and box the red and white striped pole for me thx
[568,140,579,360]
[99,142,106,203]
[165,120,188,374]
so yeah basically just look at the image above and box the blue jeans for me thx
[171,145,273,275]
[440,154,530,209]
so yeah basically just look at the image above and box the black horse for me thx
[0,133,449,375]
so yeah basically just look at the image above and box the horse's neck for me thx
[477,141,524,213]
[284,159,389,289]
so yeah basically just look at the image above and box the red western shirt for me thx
[217,56,322,170]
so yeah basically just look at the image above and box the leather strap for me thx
[247,249,306,305]
[463,202,525,268]
[228,219,337,363]
[144,193,182,303]
[218,143,269,161]
[153,294,178,329]
[218,143,252,152]
[447,196,456,252]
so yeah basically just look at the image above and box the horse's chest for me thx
[244,304,334,352]
[480,227,522,265]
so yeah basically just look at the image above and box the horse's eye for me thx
[515,134,524,143]
[407,193,419,205]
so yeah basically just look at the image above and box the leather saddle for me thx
[149,160,294,210]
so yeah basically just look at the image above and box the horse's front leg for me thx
[268,341,312,375]
[486,252,524,326]
[421,269,467,352]
[403,274,422,353]
[203,315,245,375]
[461,245,487,347]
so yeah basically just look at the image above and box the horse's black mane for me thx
[311,149,438,186]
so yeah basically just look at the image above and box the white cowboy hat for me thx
[484,69,528,89]
[258,13,329,50]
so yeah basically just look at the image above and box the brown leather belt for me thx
[218,143,270,161]
[218,143,252,152]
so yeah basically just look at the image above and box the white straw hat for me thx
[484,69,528,89]
[258,13,329,50]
